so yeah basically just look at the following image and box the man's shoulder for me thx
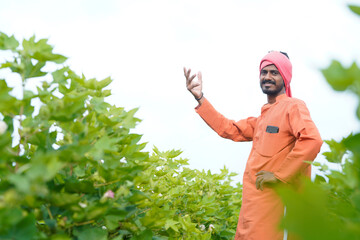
[279,97,310,114]
[283,97,307,106]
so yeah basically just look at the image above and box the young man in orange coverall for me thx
[184,51,323,240]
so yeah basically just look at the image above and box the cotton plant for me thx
[0,32,242,240]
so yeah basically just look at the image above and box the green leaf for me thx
[65,180,95,194]
[129,189,150,202]
[22,57,47,79]
[86,206,108,220]
[0,32,19,51]
[22,36,67,63]
[277,180,344,240]
[23,90,37,100]
[314,175,326,184]
[165,219,179,232]
[52,67,70,85]
[350,190,360,211]
[0,208,23,231]
[74,165,86,177]
[50,192,81,206]
[26,154,64,181]
[89,135,120,160]
[73,227,107,240]
[48,94,87,121]
[219,229,235,237]
[321,60,360,91]
[349,5,360,16]
[0,214,37,240]
[90,97,111,113]
[309,161,321,167]
[45,218,57,231]
[322,139,347,163]
[104,215,122,231]
[135,229,153,240]
[50,234,71,240]
[122,108,141,129]
[343,133,360,156]
[82,77,112,90]
[0,62,12,69]
[98,77,112,89]
[8,174,30,193]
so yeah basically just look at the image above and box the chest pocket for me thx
[255,125,282,157]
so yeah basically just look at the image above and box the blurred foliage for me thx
[276,5,360,240]
[0,32,242,239]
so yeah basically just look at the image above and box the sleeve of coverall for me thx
[195,98,257,142]
[274,101,323,183]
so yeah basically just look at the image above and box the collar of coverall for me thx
[261,94,288,113]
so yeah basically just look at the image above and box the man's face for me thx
[259,64,285,96]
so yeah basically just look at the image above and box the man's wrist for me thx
[195,92,204,101]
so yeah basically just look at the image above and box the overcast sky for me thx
[1,0,360,183]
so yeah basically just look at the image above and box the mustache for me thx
[262,79,276,85]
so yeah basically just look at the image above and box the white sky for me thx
[1,0,360,183]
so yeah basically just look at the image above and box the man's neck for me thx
[267,92,286,104]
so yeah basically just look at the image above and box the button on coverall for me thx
[195,94,322,240]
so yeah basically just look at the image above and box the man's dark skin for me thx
[184,64,285,191]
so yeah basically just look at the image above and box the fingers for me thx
[184,67,196,85]
[183,67,189,81]
[188,82,200,91]
[197,71,202,83]
[183,67,187,78]
[255,176,259,189]
[255,172,279,191]
[256,176,264,191]
[184,68,193,80]
[184,67,199,93]
[255,176,262,191]
[183,67,189,80]
[256,171,265,190]
[189,74,196,83]
[184,67,203,100]
[186,74,197,90]
[260,181,263,191]
[256,171,267,191]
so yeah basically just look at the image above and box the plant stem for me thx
[94,179,122,187]
[46,205,54,219]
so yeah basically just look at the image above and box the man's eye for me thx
[261,71,267,75]
[271,71,278,75]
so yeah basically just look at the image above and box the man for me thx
[184,51,322,240]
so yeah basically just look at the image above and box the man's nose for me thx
[264,72,271,80]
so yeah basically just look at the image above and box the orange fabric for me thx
[195,94,322,240]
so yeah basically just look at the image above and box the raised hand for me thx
[184,67,203,101]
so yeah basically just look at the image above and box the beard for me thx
[260,80,285,96]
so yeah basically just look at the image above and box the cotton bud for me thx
[0,121,7,134]
[79,202,87,208]
[103,190,115,199]
[199,224,205,231]
[209,224,215,231]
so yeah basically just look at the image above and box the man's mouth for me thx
[262,80,275,86]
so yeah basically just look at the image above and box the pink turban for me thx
[259,51,292,97]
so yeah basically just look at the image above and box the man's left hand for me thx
[255,171,279,191]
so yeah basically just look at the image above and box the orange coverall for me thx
[195,94,322,240]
